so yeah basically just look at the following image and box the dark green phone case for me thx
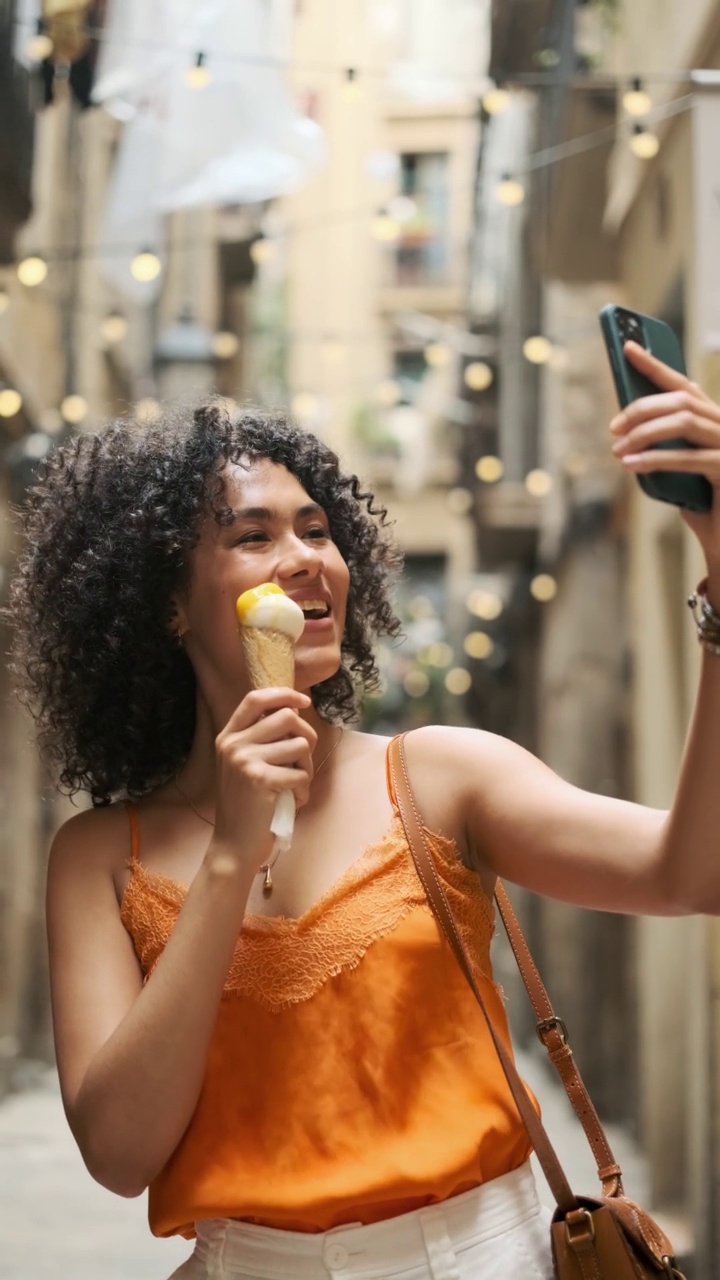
[599,304,712,513]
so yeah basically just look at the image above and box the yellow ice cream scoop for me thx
[236,583,305,641]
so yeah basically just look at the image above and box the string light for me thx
[446,487,474,515]
[249,237,276,266]
[135,398,162,424]
[530,573,558,602]
[482,85,511,115]
[0,286,8,315]
[464,631,495,660]
[445,667,472,696]
[466,589,503,621]
[475,455,504,483]
[371,211,401,242]
[17,255,47,287]
[291,392,319,419]
[525,468,553,497]
[374,379,402,406]
[131,249,162,282]
[420,642,454,669]
[0,389,22,418]
[495,175,525,206]
[342,67,362,100]
[523,335,553,364]
[463,361,494,391]
[404,669,430,698]
[186,51,211,90]
[100,310,128,345]
[630,124,660,159]
[61,394,88,424]
[424,342,453,368]
[25,19,52,61]
[622,78,652,118]
[23,432,51,459]
[212,330,240,359]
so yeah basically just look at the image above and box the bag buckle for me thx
[662,1258,679,1278]
[536,1015,569,1046]
[565,1208,595,1248]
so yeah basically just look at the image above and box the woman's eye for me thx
[306,527,330,540]
[236,532,268,545]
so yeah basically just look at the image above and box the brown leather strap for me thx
[494,884,623,1197]
[388,734,578,1215]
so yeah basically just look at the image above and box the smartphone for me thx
[599,303,712,513]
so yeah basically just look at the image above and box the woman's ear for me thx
[169,597,190,641]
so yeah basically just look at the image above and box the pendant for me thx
[262,865,273,896]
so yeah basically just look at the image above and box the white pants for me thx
[167,1162,554,1280]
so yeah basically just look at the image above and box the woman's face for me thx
[175,459,350,716]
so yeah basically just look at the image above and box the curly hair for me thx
[8,402,403,805]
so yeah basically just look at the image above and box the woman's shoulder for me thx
[48,800,136,900]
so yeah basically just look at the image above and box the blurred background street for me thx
[2,0,720,1275]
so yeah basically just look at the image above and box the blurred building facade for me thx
[479,0,720,1273]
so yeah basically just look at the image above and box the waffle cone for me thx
[239,627,296,690]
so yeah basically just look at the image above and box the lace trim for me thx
[120,817,496,1013]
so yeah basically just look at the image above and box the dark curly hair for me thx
[8,402,403,805]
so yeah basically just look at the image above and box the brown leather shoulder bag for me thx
[388,734,687,1280]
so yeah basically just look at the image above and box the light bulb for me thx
[496,176,525,207]
[249,238,276,266]
[523,335,553,364]
[371,212,401,242]
[61,394,88,425]
[464,361,494,391]
[403,669,430,698]
[17,255,48,287]
[424,342,452,368]
[342,68,362,100]
[466,589,503,621]
[464,631,494,660]
[525,468,553,497]
[482,87,511,115]
[387,196,417,224]
[445,667,472,696]
[623,79,652,118]
[475,455,504,483]
[131,249,162,282]
[186,52,211,90]
[25,29,53,61]
[446,487,473,516]
[530,573,557,603]
[0,389,22,417]
[421,642,454,669]
[212,331,240,360]
[100,311,128,345]
[374,379,402,407]
[135,398,162,424]
[630,126,659,159]
[291,392,319,420]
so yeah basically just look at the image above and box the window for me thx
[394,152,449,286]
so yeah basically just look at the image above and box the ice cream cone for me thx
[239,627,295,691]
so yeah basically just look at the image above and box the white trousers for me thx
[167,1162,554,1280]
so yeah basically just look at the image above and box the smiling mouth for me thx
[300,600,331,621]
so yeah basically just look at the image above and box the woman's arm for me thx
[49,687,315,1197]
[48,804,256,1197]
[405,346,720,917]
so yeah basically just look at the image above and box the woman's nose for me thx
[278,534,323,578]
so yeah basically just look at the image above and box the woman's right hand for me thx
[211,688,317,876]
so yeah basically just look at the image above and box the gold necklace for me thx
[173,728,345,895]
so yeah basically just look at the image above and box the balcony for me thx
[0,1,35,263]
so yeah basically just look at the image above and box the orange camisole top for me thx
[119,739,535,1239]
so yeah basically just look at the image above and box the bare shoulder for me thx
[48,802,133,901]
[400,724,535,843]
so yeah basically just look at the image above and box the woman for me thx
[9,340,720,1280]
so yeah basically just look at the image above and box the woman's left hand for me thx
[610,339,720,566]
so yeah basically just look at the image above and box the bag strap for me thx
[389,734,623,1211]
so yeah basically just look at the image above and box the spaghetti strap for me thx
[125,800,140,864]
[385,735,403,813]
